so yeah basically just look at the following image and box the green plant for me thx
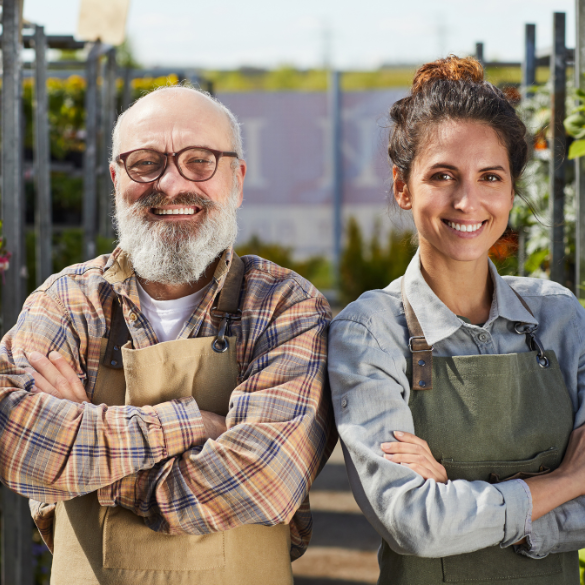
[235,235,331,290]
[512,81,576,283]
[339,217,416,305]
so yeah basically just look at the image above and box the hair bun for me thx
[411,55,484,95]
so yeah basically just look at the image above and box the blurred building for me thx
[220,89,411,259]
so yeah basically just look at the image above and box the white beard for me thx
[114,188,239,285]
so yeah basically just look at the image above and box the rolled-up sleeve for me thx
[329,316,533,558]
[518,297,585,559]
[0,289,205,502]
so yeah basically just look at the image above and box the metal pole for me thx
[2,1,34,580]
[121,65,133,112]
[83,42,100,260]
[522,24,536,99]
[550,12,567,284]
[576,1,585,296]
[99,47,117,240]
[518,23,537,277]
[329,70,343,293]
[2,0,26,332]
[475,42,484,65]
[33,25,52,284]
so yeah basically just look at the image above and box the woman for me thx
[329,55,585,585]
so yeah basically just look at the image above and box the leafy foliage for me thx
[340,217,416,305]
[235,235,332,291]
[511,81,576,283]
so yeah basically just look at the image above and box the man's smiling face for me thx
[111,88,245,234]
[110,88,246,286]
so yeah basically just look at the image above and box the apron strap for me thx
[211,253,245,353]
[102,252,246,368]
[215,252,245,314]
[102,298,130,370]
[400,278,433,391]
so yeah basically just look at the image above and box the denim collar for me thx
[400,250,538,347]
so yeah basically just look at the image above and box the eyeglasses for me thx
[117,146,239,184]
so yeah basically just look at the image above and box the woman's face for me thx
[394,120,515,267]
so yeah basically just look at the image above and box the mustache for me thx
[130,192,218,211]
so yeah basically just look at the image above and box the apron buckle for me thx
[514,322,550,368]
[211,308,242,353]
[408,336,433,353]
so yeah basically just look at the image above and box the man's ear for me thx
[110,163,118,187]
[234,159,246,208]
[393,166,411,210]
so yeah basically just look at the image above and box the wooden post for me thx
[1,1,34,581]
[83,42,100,260]
[549,12,567,284]
[576,0,585,296]
[329,70,343,293]
[33,25,53,284]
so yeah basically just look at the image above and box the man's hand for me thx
[201,411,227,440]
[26,351,227,439]
[25,351,89,403]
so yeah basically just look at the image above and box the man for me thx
[0,86,335,584]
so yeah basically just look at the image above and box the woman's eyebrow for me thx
[429,163,458,170]
[478,165,506,172]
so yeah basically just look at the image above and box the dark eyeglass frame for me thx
[116,146,239,184]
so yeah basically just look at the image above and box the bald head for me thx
[111,86,243,164]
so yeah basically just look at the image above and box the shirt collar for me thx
[402,250,538,347]
[103,246,235,307]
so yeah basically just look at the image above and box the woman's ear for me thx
[393,166,412,210]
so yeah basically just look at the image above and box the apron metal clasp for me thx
[514,322,550,368]
[211,308,242,353]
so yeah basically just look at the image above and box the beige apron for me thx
[50,254,293,585]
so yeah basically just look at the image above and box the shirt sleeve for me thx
[519,296,585,559]
[0,289,206,502]
[327,316,532,558]
[97,292,335,561]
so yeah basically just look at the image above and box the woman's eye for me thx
[483,173,500,182]
[431,172,452,181]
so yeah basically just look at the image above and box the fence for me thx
[0,0,584,581]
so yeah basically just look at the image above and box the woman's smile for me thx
[395,120,515,268]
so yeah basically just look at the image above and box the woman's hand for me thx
[555,424,585,494]
[25,351,89,403]
[381,431,448,484]
[521,425,585,522]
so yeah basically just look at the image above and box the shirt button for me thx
[341,398,348,408]
[478,333,488,342]
[129,313,138,323]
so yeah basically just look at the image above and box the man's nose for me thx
[153,156,193,196]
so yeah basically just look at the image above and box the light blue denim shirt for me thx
[329,250,585,559]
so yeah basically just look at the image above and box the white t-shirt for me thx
[136,282,207,343]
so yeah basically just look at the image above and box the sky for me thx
[23,0,576,70]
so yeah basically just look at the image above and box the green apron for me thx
[377,284,579,585]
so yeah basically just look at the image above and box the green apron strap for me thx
[401,278,433,391]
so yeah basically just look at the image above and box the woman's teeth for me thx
[447,221,483,233]
[153,208,195,215]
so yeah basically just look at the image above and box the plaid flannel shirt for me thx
[1,247,335,560]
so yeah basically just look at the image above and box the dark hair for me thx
[388,55,528,193]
